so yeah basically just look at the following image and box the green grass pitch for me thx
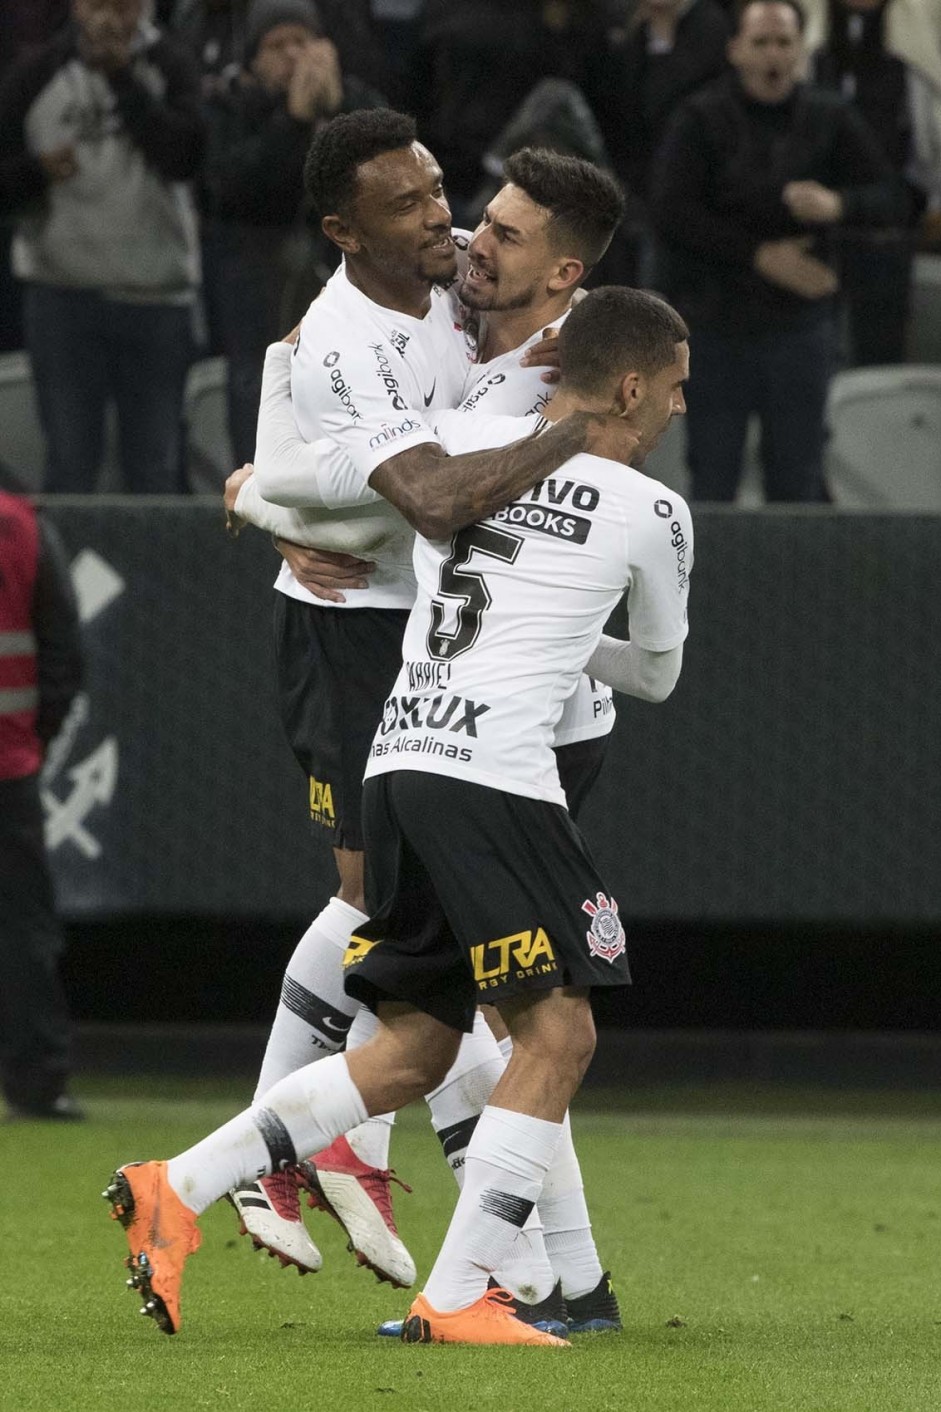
[3,1075,941,1412]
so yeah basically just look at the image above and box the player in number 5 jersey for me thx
[103,286,691,1346]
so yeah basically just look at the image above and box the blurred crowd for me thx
[1,0,940,501]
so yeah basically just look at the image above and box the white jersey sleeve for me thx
[623,490,692,651]
[291,268,470,490]
[254,343,384,509]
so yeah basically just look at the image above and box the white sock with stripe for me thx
[166,1053,368,1215]
[253,897,366,1100]
[422,1104,562,1312]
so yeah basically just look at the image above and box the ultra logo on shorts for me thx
[581,893,625,963]
[471,928,558,990]
[343,935,378,968]
[309,775,335,828]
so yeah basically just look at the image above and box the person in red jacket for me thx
[0,475,84,1120]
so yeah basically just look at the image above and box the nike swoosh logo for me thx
[423,380,436,407]
[321,1012,351,1041]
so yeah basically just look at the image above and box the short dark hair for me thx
[501,148,625,271]
[734,0,805,34]
[558,286,689,393]
[304,108,418,216]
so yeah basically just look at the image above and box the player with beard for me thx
[225,139,628,1335]
[104,286,691,1344]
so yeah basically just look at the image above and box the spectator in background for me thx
[0,0,204,494]
[169,0,250,94]
[590,0,731,281]
[0,0,71,351]
[416,0,617,222]
[804,0,941,365]
[651,0,910,502]
[0,473,84,1121]
[199,0,385,467]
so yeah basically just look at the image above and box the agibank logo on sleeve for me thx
[370,342,408,411]
[323,352,362,420]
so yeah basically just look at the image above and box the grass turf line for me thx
[2,1080,940,1412]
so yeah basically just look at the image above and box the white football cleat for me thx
[296,1135,416,1288]
[228,1171,323,1274]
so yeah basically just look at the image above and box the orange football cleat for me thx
[401,1288,571,1346]
[103,1160,201,1335]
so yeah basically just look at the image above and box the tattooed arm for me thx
[369,413,641,541]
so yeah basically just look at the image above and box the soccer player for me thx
[225,113,628,1326]
[104,284,692,1345]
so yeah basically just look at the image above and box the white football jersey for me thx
[366,431,693,806]
[431,404,615,743]
[455,317,567,420]
[275,263,473,609]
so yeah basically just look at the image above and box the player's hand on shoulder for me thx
[520,326,562,384]
[275,539,376,604]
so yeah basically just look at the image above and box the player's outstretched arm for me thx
[586,637,683,704]
[370,414,642,541]
[253,343,384,511]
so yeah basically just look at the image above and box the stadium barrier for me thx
[42,499,941,926]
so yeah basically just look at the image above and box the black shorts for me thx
[273,595,410,851]
[555,734,610,821]
[344,771,632,1032]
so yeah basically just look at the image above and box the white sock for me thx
[422,1105,562,1312]
[332,1006,395,1168]
[167,1053,368,1215]
[425,1017,555,1302]
[426,1010,505,1182]
[497,1035,603,1298]
[537,1112,604,1299]
[342,1114,394,1169]
[253,897,366,1100]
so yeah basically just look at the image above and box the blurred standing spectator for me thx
[416,0,616,222]
[590,0,731,281]
[368,0,425,107]
[0,0,70,350]
[804,0,941,364]
[0,1,70,84]
[198,0,385,466]
[0,476,84,1121]
[316,0,393,95]
[651,0,910,502]
[168,0,250,94]
[0,0,205,494]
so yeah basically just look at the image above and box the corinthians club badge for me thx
[581,892,626,963]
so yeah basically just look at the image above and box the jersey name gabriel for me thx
[365,428,693,806]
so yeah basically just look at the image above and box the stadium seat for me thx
[0,351,45,490]
[825,364,941,509]
[0,349,127,492]
[906,254,941,365]
[184,356,233,493]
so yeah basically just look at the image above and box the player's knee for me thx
[391,1031,461,1099]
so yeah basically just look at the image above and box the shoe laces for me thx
[261,1169,302,1222]
[477,1287,526,1321]
[359,1166,412,1231]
